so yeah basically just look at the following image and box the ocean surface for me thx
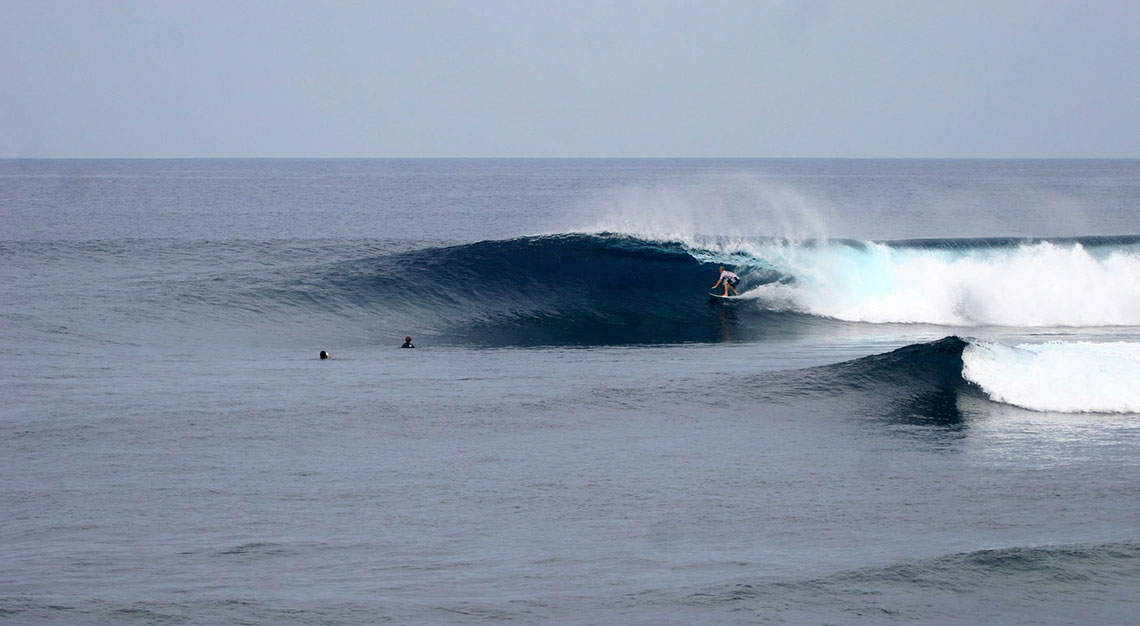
[2,159,1139,625]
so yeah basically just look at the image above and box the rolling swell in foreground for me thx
[679,541,1140,625]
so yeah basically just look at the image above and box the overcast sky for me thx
[2,0,1138,158]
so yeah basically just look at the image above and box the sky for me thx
[1,0,1138,158]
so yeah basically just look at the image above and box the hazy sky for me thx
[2,0,1138,158]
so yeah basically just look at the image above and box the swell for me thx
[676,541,1140,623]
[4,542,1137,624]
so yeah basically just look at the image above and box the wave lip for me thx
[962,340,1140,414]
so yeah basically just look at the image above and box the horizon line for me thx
[3,155,1139,161]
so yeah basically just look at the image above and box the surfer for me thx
[319,350,331,360]
[401,336,415,349]
[712,266,741,296]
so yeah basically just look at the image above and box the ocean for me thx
[2,159,1139,625]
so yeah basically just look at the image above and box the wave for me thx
[739,336,972,424]
[242,232,1140,346]
[4,543,1136,625]
[751,336,1140,416]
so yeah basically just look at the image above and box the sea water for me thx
[2,159,1139,625]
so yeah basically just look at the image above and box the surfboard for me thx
[708,292,743,302]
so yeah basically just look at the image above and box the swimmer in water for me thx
[401,336,415,349]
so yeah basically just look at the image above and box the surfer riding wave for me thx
[712,266,740,296]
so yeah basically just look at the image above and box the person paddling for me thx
[712,266,741,296]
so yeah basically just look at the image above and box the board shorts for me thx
[727,276,740,287]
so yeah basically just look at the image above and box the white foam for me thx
[962,340,1140,413]
[741,240,1140,327]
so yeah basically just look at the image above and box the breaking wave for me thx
[244,232,1140,345]
[767,336,1140,415]
[166,233,1140,414]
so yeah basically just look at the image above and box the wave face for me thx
[748,336,972,424]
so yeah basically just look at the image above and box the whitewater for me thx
[2,158,1139,625]
[726,237,1140,327]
